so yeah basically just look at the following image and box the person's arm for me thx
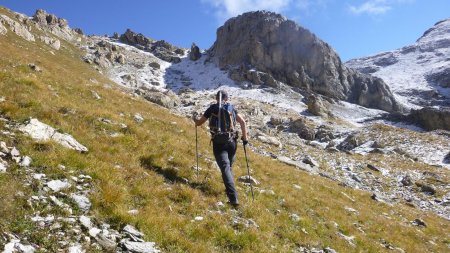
[193,115,208,126]
[236,114,247,141]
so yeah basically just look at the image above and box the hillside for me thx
[1,6,449,253]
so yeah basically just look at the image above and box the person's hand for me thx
[241,137,248,146]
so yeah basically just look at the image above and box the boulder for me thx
[19,118,88,152]
[0,14,35,41]
[289,118,315,140]
[189,43,201,61]
[39,35,61,50]
[0,21,6,35]
[426,66,450,88]
[409,106,450,131]
[208,11,403,113]
[141,90,180,109]
[307,95,330,117]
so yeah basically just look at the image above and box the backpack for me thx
[209,103,237,144]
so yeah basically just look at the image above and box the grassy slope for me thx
[0,7,449,252]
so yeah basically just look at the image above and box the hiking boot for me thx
[227,201,240,209]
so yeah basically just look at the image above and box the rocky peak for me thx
[119,28,153,47]
[33,9,69,28]
[209,11,403,113]
[417,18,450,45]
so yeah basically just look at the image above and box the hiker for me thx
[192,90,248,207]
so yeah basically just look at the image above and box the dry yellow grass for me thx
[0,7,449,252]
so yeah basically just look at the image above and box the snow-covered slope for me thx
[346,18,450,109]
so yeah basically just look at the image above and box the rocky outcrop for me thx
[208,11,403,113]
[32,9,79,42]
[189,43,201,61]
[0,14,35,41]
[19,118,88,152]
[307,95,330,117]
[409,107,450,131]
[119,29,182,63]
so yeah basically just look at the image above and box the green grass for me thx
[0,7,449,252]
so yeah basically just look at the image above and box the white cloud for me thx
[202,0,333,22]
[202,0,292,21]
[348,0,414,16]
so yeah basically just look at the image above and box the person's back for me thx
[192,90,248,207]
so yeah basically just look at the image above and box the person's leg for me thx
[213,143,238,205]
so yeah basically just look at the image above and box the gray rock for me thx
[189,43,201,61]
[0,21,7,35]
[231,216,259,229]
[0,14,35,41]
[79,215,93,229]
[277,156,315,173]
[10,147,20,157]
[302,156,319,167]
[120,240,160,253]
[47,179,71,192]
[134,113,144,123]
[290,118,315,140]
[19,118,88,152]
[412,218,426,227]
[0,159,7,173]
[409,107,450,131]
[68,244,85,253]
[307,95,330,117]
[4,240,36,253]
[400,175,413,186]
[257,135,282,147]
[425,66,450,88]
[141,90,180,109]
[149,62,160,69]
[238,175,260,185]
[19,156,32,167]
[70,193,91,212]
[39,35,61,50]
[123,225,144,239]
[209,11,403,113]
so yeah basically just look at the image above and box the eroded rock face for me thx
[0,14,35,41]
[208,11,402,113]
[119,29,181,63]
[409,107,450,131]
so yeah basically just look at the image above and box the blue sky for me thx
[1,0,449,61]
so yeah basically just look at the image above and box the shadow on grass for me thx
[139,155,219,196]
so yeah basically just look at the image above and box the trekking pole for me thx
[195,126,199,179]
[243,143,255,201]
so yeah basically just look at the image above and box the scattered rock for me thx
[120,240,160,253]
[367,164,381,172]
[400,175,413,186]
[91,90,101,100]
[238,175,260,185]
[307,95,330,117]
[47,179,71,192]
[134,113,144,123]
[411,218,426,227]
[257,135,282,147]
[39,35,61,50]
[70,193,91,212]
[149,62,160,69]
[231,216,259,229]
[416,182,436,195]
[18,156,32,167]
[302,155,319,167]
[0,14,35,41]
[290,213,300,222]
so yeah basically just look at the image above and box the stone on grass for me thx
[70,193,91,212]
[47,179,71,192]
[121,240,160,253]
[19,156,32,167]
[238,175,260,185]
[20,118,88,152]
[68,244,85,253]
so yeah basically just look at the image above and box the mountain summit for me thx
[208,11,404,113]
[346,18,450,109]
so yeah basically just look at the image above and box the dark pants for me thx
[213,139,238,204]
